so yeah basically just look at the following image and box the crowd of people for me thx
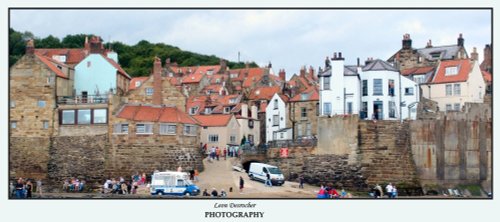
[370,183,398,198]
[316,183,352,198]
[202,143,240,162]
[10,177,42,199]
[62,177,86,192]
[102,173,146,195]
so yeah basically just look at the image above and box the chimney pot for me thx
[25,39,35,55]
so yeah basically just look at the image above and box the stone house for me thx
[236,104,261,145]
[193,114,240,150]
[421,59,486,112]
[288,86,319,139]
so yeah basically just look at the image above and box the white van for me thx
[248,163,285,186]
[150,171,200,196]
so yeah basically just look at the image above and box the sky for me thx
[10,9,491,79]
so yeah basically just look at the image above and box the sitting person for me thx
[202,189,210,196]
[219,189,227,197]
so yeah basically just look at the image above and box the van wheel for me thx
[184,192,191,197]
[157,191,164,196]
[249,174,254,180]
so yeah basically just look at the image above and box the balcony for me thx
[57,95,108,105]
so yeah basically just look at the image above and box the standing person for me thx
[177,165,183,172]
[189,168,195,180]
[15,178,24,199]
[25,180,33,198]
[299,175,305,189]
[36,179,43,197]
[265,172,272,187]
[9,181,15,198]
[223,147,227,160]
[194,168,200,182]
[386,183,394,198]
[392,185,398,198]
[239,176,244,193]
[141,173,146,185]
[215,147,220,161]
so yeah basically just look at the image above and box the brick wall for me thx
[9,137,51,180]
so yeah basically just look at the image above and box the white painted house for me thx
[318,53,419,120]
[265,93,290,142]
[360,59,419,120]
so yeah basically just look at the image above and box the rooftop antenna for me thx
[238,51,241,63]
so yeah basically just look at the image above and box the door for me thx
[82,91,88,103]
[373,101,383,120]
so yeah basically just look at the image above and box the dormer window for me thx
[52,55,66,63]
[215,78,221,83]
[229,98,237,104]
[189,107,198,115]
[135,81,142,88]
[430,52,441,59]
[204,107,212,114]
[207,70,214,75]
[445,66,458,76]
[300,93,309,101]
[274,99,278,109]
[223,107,231,114]
[230,73,238,78]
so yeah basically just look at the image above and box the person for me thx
[194,168,200,182]
[392,185,398,198]
[177,165,183,172]
[341,189,347,198]
[223,147,227,160]
[202,189,210,196]
[121,182,128,194]
[63,179,69,192]
[299,175,305,189]
[141,173,146,185]
[374,184,383,198]
[239,176,244,193]
[132,181,138,194]
[265,172,272,187]
[36,179,43,196]
[74,179,80,192]
[211,188,218,197]
[317,185,327,199]
[189,169,195,180]
[386,183,394,198]
[25,180,33,198]
[79,180,86,192]
[329,188,340,198]
[220,189,227,197]
[215,147,220,161]
[9,181,15,198]
[15,178,24,199]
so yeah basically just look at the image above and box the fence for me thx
[57,95,108,105]
[268,138,317,148]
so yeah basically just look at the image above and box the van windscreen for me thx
[268,167,282,174]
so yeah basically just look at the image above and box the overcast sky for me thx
[10,9,491,78]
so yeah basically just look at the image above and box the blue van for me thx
[150,171,200,196]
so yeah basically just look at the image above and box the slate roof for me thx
[417,45,464,61]
[362,59,398,72]
[344,65,359,76]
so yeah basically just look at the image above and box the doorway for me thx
[373,101,383,120]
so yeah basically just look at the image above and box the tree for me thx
[61,34,89,48]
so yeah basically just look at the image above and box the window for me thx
[77,109,91,124]
[87,61,91,67]
[230,135,236,143]
[248,134,254,142]
[208,134,219,142]
[230,73,238,78]
[273,132,277,140]
[280,132,284,139]
[323,77,331,90]
[184,125,197,136]
[445,66,458,76]
[62,110,75,124]
[207,70,214,75]
[249,120,254,128]
[454,103,461,111]
[215,78,220,83]
[136,123,153,134]
[414,76,425,84]
[10,101,15,108]
[405,87,414,95]
[388,79,395,96]
[113,123,128,134]
[446,104,453,111]
[445,84,452,96]
[301,107,307,119]
[300,93,309,101]
[274,99,278,109]
[323,103,332,115]
[223,107,231,114]
[145,88,154,96]
[38,100,46,108]
[306,123,311,136]
[389,101,396,118]
[42,121,49,129]
[177,179,184,187]
[453,84,461,96]
[273,115,279,126]
[160,124,176,135]
[297,124,303,137]
[190,107,198,115]
[93,109,107,124]
[229,98,237,104]
[316,103,320,116]
[47,76,55,85]
[135,81,141,88]
[347,102,353,114]
[204,107,212,114]
[373,79,383,95]
[362,80,368,96]
[361,102,368,119]
[11,121,17,129]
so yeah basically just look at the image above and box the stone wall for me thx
[316,115,358,158]
[9,137,51,180]
[410,103,492,191]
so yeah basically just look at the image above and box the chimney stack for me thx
[357,57,360,67]
[332,51,345,61]
[426,39,433,48]
[483,44,492,71]
[457,33,464,47]
[89,36,105,54]
[220,58,227,73]
[84,36,89,51]
[308,66,314,78]
[153,57,163,105]
[402,33,412,49]
[471,47,479,61]
[26,39,35,55]
[300,66,306,77]
[241,104,248,118]
[279,69,286,81]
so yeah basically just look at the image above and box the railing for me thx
[57,95,108,105]
[241,143,267,154]
[268,137,317,148]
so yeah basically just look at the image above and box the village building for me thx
[421,59,486,112]
[265,93,291,142]
[288,86,319,139]
[193,114,240,150]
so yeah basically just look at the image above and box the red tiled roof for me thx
[208,74,229,84]
[248,86,281,100]
[290,86,319,102]
[129,77,149,90]
[401,66,435,76]
[181,73,203,84]
[102,55,131,79]
[192,114,233,127]
[431,59,472,84]
[167,77,181,86]
[241,68,266,87]
[35,54,68,79]
[35,48,87,64]
[117,105,197,124]
[195,65,221,75]
[482,71,492,82]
